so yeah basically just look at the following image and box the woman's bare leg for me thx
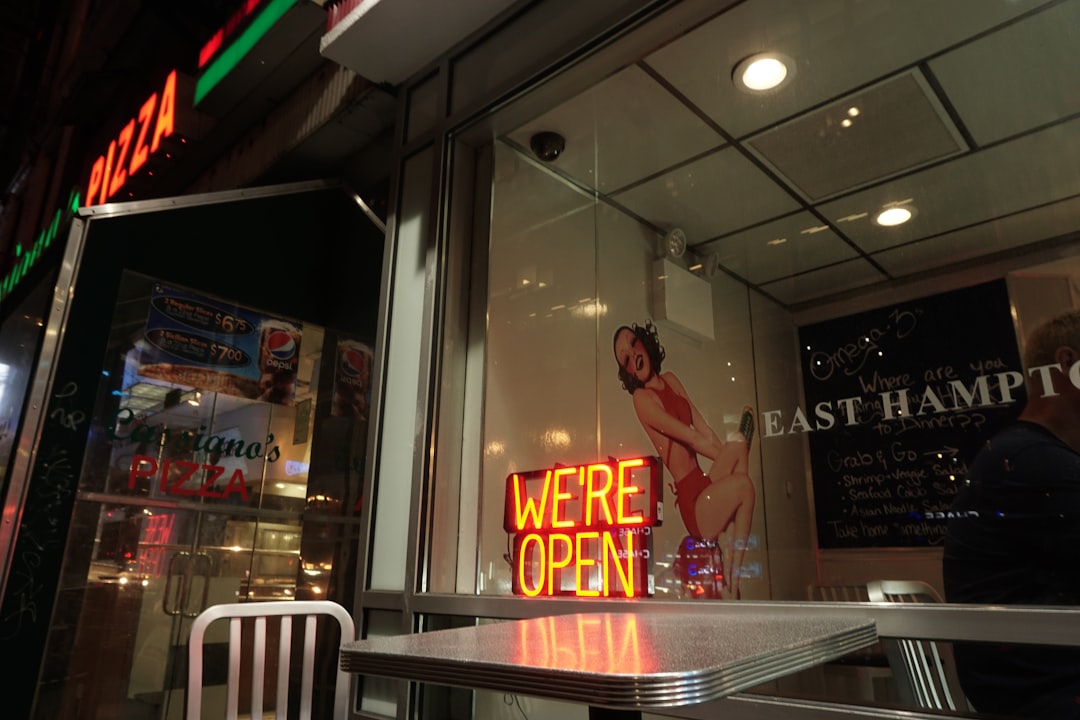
[723,474,755,598]
[693,438,755,596]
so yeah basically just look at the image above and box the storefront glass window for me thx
[0,277,55,497]
[462,0,1080,608]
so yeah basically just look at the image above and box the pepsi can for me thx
[257,320,301,405]
[332,339,372,418]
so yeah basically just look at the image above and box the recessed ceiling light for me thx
[733,52,794,93]
[875,205,915,226]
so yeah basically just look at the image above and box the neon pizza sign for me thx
[503,456,662,598]
[85,70,178,207]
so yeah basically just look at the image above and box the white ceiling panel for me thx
[506,65,725,194]
[611,147,801,243]
[819,116,1080,253]
[642,0,1053,138]
[497,0,1080,307]
[759,257,887,306]
[873,195,1080,277]
[746,70,964,201]
[929,0,1080,146]
[701,211,858,285]
[491,145,594,245]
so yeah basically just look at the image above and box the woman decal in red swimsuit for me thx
[613,320,755,599]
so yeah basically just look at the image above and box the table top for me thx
[340,611,877,709]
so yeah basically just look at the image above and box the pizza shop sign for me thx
[107,406,280,501]
[85,70,180,206]
[503,456,662,598]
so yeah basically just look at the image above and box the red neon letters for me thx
[198,0,264,68]
[504,456,661,598]
[128,453,249,501]
[86,70,177,206]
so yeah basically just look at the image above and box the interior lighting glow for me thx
[733,53,794,92]
[847,106,860,117]
[875,206,914,226]
[841,118,853,128]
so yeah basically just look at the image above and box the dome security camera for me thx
[530,131,566,162]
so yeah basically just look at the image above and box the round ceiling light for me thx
[733,52,794,93]
[875,206,915,226]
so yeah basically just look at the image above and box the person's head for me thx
[612,321,665,394]
[1023,310,1080,396]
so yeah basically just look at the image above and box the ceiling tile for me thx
[747,71,964,201]
[611,146,801,243]
[491,142,594,243]
[699,211,858,284]
[643,0,1054,138]
[759,257,886,305]
[505,65,724,193]
[873,195,1080,278]
[818,115,1080,253]
[929,1,1080,146]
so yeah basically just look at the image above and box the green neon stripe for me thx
[195,0,298,105]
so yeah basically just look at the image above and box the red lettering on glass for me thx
[221,469,250,500]
[198,464,226,495]
[128,454,250,501]
[167,459,200,495]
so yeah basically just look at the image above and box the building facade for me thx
[3,0,1080,718]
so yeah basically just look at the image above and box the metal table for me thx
[340,611,878,718]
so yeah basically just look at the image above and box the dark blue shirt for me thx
[944,421,1080,718]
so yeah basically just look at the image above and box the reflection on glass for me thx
[40,270,371,718]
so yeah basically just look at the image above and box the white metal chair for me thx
[807,584,893,701]
[866,579,969,712]
[187,600,356,720]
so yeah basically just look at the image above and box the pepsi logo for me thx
[266,330,297,361]
[340,349,369,377]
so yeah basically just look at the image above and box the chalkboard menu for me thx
[798,280,1022,548]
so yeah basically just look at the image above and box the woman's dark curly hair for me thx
[613,320,666,394]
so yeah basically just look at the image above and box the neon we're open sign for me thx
[503,457,662,598]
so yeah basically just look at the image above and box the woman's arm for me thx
[632,387,718,457]
[665,374,725,455]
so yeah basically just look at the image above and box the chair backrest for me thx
[866,580,967,711]
[808,583,871,603]
[187,600,356,720]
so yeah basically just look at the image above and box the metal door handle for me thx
[163,552,192,617]
[182,552,213,618]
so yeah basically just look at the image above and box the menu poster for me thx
[138,284,302,406]
[798,280,1022,548]
[331,337,373,418]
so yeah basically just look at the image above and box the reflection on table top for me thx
[340,611,878,709]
